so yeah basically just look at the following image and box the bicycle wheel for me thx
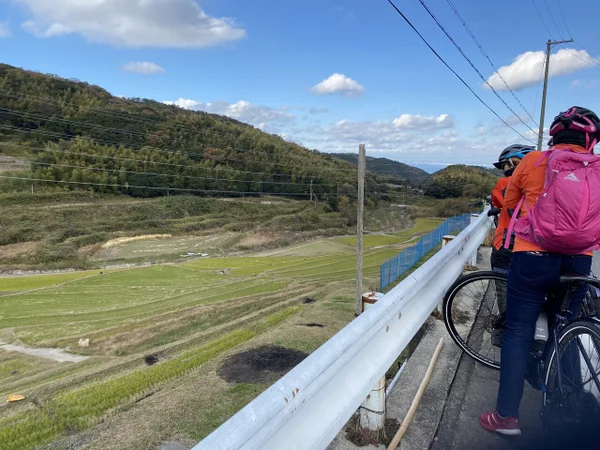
[542,319,600,439]
[443,271,506,370]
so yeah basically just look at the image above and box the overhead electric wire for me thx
[0,141,351,183]
[0,175,314,197]
[0,91,272,144]
[416,0,538,136]
[29,161,336,188]
[0,124,354,177]
[543,0,565,39]
[384,0,536,144]
[556,0,572,38]
[445,0,538,127]
[531,0,555,38]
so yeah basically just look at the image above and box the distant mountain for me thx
[330,153,430,186]
[425,164,500,199]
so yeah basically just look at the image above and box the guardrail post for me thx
[359,292,386,433]
[469,214,479,267]
[436,235,456,314]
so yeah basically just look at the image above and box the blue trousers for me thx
[496,251,592,418]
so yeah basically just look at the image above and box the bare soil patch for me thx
[235,232,279,250]
[0,241,38,259]
[218,345,308,384]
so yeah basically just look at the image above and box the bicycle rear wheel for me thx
[542,319,600,441]
[443,271,506,370]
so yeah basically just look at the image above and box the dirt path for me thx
[0,341,89,363]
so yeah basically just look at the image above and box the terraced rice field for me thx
[0,218,442,450]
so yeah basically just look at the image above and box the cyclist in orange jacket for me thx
[489,145,534,276]
[481,107,599,436]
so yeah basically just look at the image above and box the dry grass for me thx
[482,229,495,248]
[0,241,38,259]
[235,233,279,250]
[101,234,172,249]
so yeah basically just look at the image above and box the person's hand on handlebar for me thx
[487,207,501,217]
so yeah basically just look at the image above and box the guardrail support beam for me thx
[359,375,386,431]
[469,214,479,267]
[358,292,386,432]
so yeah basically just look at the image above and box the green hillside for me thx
[330,153,430,186]
[0,63,391,200]
[424,165,499,199]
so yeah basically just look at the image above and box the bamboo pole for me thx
[386,338,444,450]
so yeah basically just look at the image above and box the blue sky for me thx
[1,0,599,171]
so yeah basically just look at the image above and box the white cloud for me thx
[122,61,165,75]
[392,113,454,130]
[311,73,365,97]
[0,21,11,38]
[289,111,463,164]
[15,0,246,48]
[571,78,600,89]
[163,99,295,129]
[486,49,599,91]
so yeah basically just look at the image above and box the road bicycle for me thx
[442,269,600,434]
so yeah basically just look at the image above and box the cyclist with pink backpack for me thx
[480,106,600,435]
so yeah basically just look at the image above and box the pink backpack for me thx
[505,148,600,255]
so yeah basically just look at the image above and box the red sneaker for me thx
[480,410,521,435]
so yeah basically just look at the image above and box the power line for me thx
[0,107,283,159]
[556,0,572,38]
[543,0,565,39]
[31,161,336,188]
[384,0,535,143]
[531,0,555,38]
[0,92,268,144]
[569,41,600,66]
[416,0,538,136]
[0,141,348,183]
[0,174,397,199]
[0,175,315,197]
[0,87,179,127]
[0,124,354,176]
[445,0,538,127]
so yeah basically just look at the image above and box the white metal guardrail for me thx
[193,210,492,450]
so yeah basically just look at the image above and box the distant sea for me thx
[411,163,450,174]
[412,163,494,173]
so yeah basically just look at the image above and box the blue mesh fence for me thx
[379,213,471,291]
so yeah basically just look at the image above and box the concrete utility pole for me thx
[538,38,573,150]
[355,144,366,316]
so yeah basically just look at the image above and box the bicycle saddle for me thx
[560,273,600,289]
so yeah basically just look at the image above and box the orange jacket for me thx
[491,177,510,250]
[504,144,592,253]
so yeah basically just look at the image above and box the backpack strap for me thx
[534,150,551,167]
[503,196,525,250]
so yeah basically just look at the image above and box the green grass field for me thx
[334,218,443,248]
[0,215,445,450]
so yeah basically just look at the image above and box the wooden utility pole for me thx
[537,38,573,150]
[355,144,366,316]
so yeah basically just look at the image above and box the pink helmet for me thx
[549,106,600,152]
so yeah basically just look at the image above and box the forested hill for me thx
[0,63,393,200]
[330,153,430,186]
[424,165,499,199]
